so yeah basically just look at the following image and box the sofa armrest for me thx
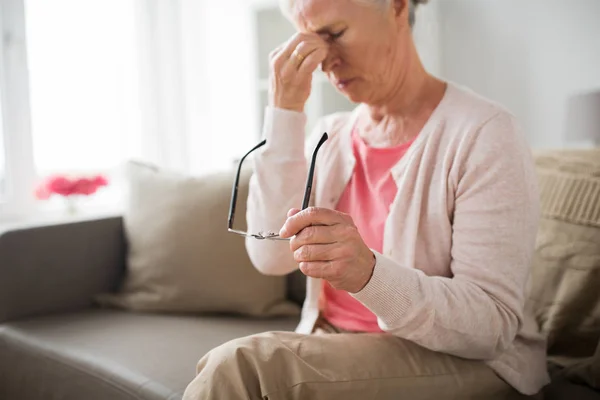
[0,216,126,323]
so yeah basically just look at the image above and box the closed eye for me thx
[329,29,346,41]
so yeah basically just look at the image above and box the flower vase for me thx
[65,196,79,215]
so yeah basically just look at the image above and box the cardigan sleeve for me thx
[245,107,326,276]
[352,112,540,360]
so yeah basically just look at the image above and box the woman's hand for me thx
[279,207,376,293]
[269,33,328,112]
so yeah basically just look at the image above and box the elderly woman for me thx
[184,0,550,398]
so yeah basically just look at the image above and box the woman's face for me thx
[291,0,412,104]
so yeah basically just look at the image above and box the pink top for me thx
[322,128,414,332]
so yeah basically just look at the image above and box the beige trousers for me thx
[182,317,533,400]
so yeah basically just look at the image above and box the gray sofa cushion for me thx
[0,309,299,400]
[0,217,125,323]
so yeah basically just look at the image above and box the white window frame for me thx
[0,0,36,220]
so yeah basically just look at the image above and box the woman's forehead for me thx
[293,0,357,31]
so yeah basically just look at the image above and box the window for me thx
[25,0,142,177]
[0,0,277,219]
[1,0,197,219]
[16,0,143,211]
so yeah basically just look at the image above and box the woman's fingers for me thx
[286,33,324,61]
[269,32,328,111]
[279,38,326,77]
[289,224,338,252]
[269,43,284,58]
[272,33,315,70]
[293,243,341,264]
[275,33,305,60]
[291,40,319,65]
[298,46,328,76]
[287,208,301,218]
[299,261,336,280]
[283,207,375,293]
[280,207,349,238]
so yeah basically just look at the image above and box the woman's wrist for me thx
[261,107,307,150]
[270,98,305,113]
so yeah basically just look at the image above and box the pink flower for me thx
[47,176,76,196]
[35,184,52,200]
[34,173,109,200]
[92,175,109,187]
[72,178,97,195]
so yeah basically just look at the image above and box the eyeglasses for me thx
[228,132,329,240]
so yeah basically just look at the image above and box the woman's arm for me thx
[352,112,539,360]
[245,107,325,276]
[246,29,330,276]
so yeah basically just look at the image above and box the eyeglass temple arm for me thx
[229,132,328,230]
[301,132,328,210]
[228,139,267,230]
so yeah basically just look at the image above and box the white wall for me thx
[413,0,442,77]
[433,0,600,149]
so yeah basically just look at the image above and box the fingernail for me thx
[279,227,288,237]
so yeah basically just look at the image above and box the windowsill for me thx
[0,205,123,234]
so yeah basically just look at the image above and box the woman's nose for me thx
[321,50,341,73]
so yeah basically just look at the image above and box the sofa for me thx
[1,148,599,399]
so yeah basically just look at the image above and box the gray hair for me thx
[279,0,428,28]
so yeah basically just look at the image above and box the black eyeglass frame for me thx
[228,132,329,240]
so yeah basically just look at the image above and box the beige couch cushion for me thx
[97,162,299,317]
[527,149,600,362]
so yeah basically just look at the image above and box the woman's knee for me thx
[196,331,299,375]
[185,333,280,399]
